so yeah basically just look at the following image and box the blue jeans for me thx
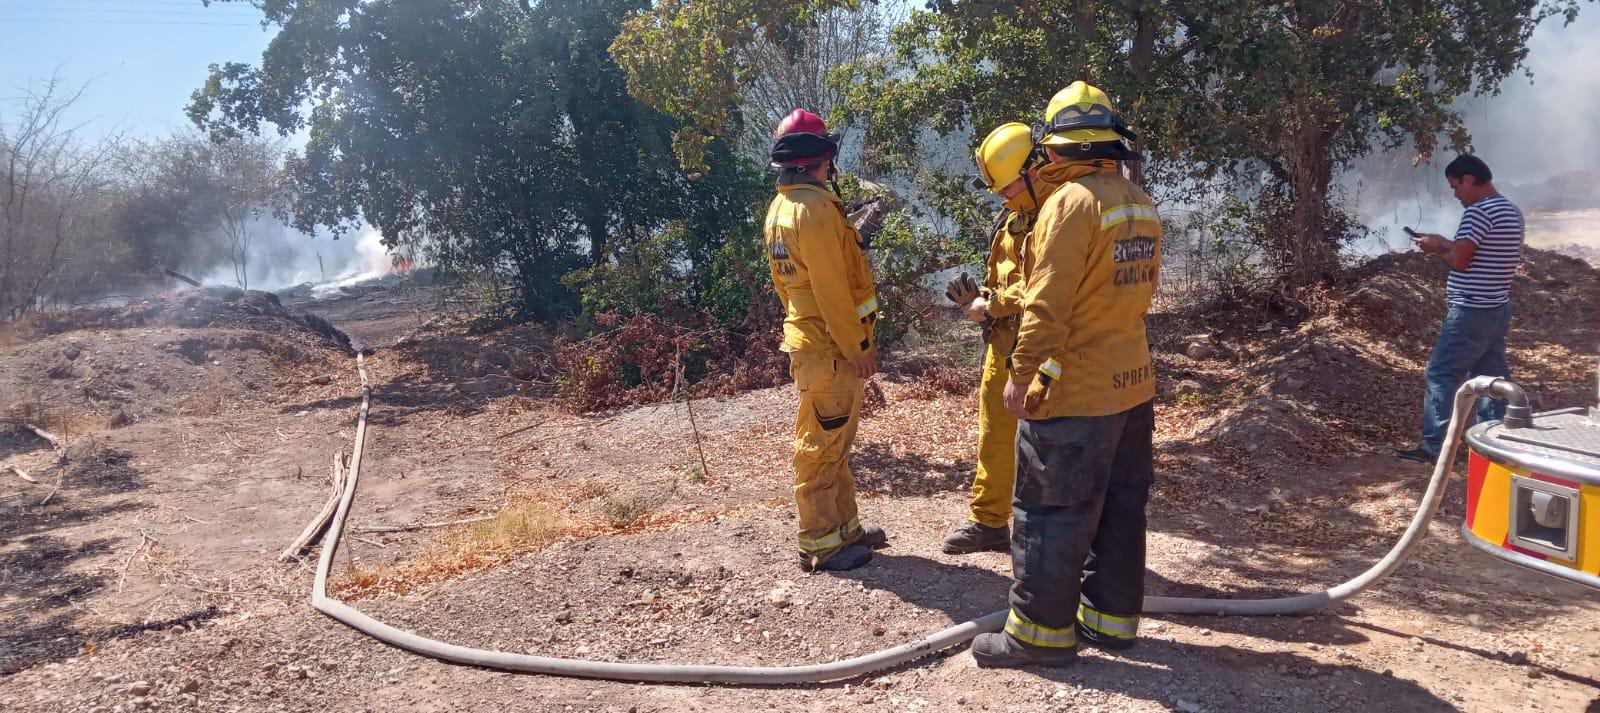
[1419,303,1511,454]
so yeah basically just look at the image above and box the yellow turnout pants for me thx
[969,330,1019,528]
[789,350,867,564]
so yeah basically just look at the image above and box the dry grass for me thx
[332,490,755,600]
[333,498,567,599]
[2,400,115,440]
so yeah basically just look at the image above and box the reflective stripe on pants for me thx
[1005,608,1077,648]
[790,350,864,563]
[1078,600,1139,640]
[1007,400,1153,649]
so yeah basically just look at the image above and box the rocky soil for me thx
[2,252,1597,713]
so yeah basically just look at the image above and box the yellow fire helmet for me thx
[973,122,1038,194]
[1039,80,1129,147]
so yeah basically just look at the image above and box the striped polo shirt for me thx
[1445,194,1523,308]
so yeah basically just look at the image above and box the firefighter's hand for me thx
[851,351,878,379]
[963,296,989,323]
[945,272,980,306]
[1003,380,1028,419]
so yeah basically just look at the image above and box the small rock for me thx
[1185,342,1217,360]
[766,587,793,608]
[1175,699,1202,713]
[104,674,125,685]
[1507,651,1527,665]
[554,611,572,624]
[126,682,151,696]
[1174,380,1204,397]
[872,625,886,636]
[1275,664,1288,675]
[179,680,199,694]
[1527,667,1543,679]
[1052,689,1070,700]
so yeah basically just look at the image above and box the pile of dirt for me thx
[7,287,353,350]
[0,288,355,435]
[1165,248,1597,471]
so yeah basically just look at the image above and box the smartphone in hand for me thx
[1402,226,1419,238]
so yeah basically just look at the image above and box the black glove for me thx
[945,272,980,306]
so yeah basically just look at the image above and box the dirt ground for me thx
[2,253,1598,713]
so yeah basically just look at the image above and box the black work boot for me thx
[855,524,889,550]
[802,544,873,573]
[942,521,1010,554]
[1394,446,1438,464]
[970,632,1078,668]
[1075,622,1136,651]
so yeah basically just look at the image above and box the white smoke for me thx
[197,221,403,293]
[1347,10,1600,256]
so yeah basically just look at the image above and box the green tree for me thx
[189,0,763,319]
[612,0,1587,288]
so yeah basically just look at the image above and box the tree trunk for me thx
[1122,6,1158,189]
[1287,125,1338,286]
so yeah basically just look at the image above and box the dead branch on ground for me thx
[8,465,36,483]
[116,530,157,593]
[352,514,495,534]
[23,424,66,464]
[38,479,62,506]
[162,267,202,288]
[494,416,555,440]
[278,450,348,562]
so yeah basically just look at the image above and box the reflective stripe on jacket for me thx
[1010,159,1162,418]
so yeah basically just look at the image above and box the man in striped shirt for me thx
[1396,155,1524,464]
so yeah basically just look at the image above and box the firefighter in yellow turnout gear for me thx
[942,123,1067,554]
[764,109,889,572]
[971,82,1163,667]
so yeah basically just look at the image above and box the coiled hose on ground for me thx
[310,359,1507,684]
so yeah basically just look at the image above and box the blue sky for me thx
[0,0,277,139]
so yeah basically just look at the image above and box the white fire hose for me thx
[310,359,1507,684]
